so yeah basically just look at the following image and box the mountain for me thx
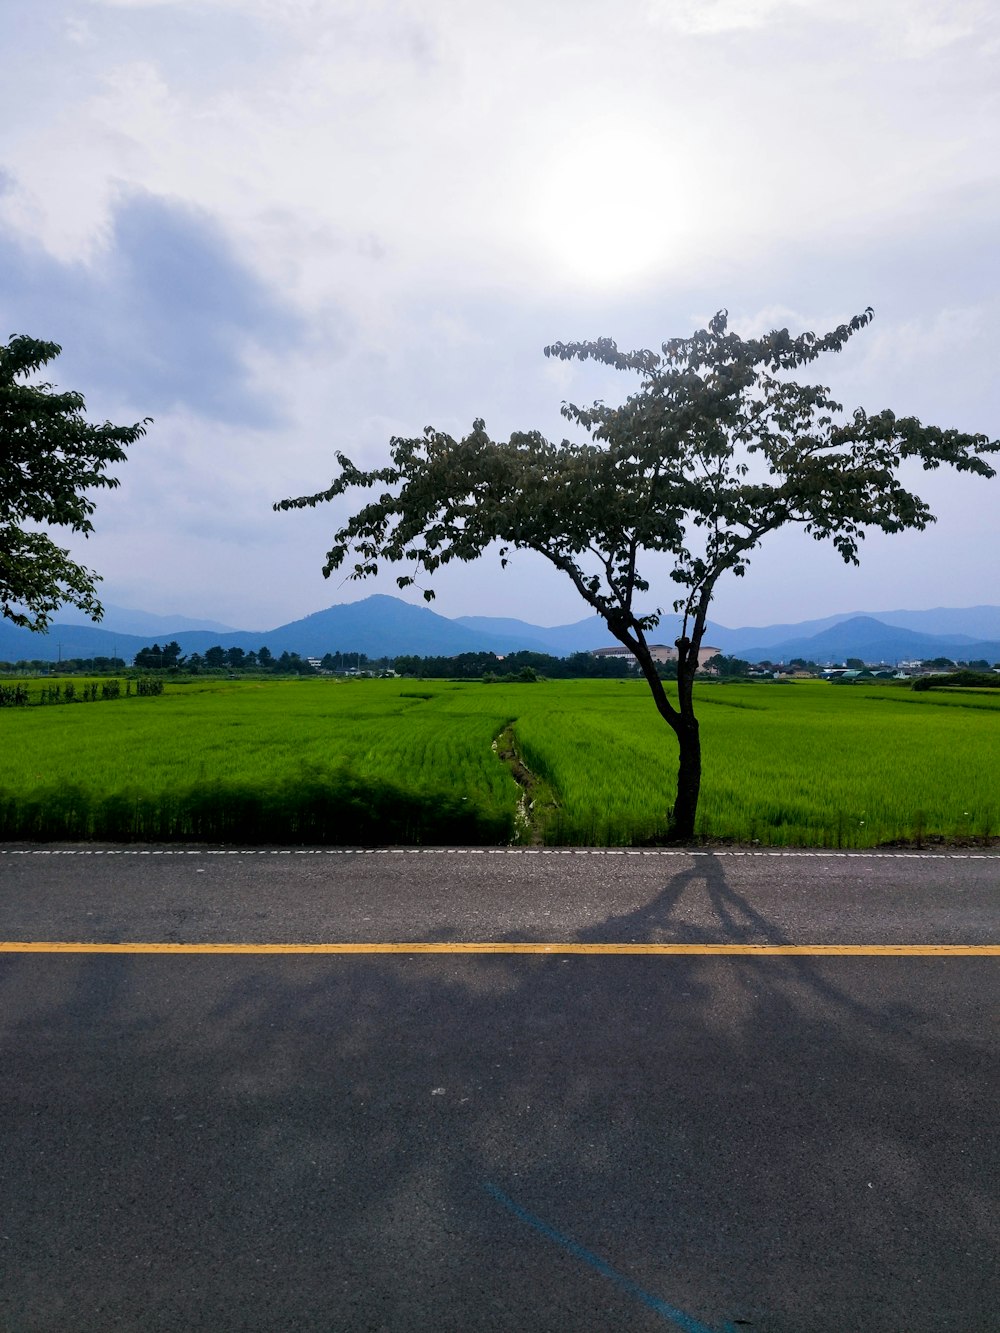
[0,595,618,663]
[255,596,532,658]
[455,612,737,655]
[454,613,609,655]
[3,596,999,666]
[736,616,1000,665]
[51,602,238,636]
[0,622,150,663]
[855,605,1000,640]
[717,605,1000,653]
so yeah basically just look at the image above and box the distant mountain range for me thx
[3,595,1000,666]
[731,616,1000,666]
[50,601,238,637]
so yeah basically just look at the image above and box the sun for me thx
[527,129,688,289]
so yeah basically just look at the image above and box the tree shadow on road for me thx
[1,853,995,1332]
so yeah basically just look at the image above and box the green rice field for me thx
[0,676,997,847]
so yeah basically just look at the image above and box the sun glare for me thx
[528,131,687,289]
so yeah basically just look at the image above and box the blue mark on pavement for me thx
[483,1182,723,1332]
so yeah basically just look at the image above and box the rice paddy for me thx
[0,676,997,846]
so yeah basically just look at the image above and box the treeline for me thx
[134,644,637,679]
[132,643,391,675]
[912,670,1000,691]
[2,645,765,682]
[183,647,317,675]
[392,650,634,679]
[134,642,320,674]
[392,651,755,680]
[0,656,128,674]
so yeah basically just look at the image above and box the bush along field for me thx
[0,676,996,847]
[0,676,164,706]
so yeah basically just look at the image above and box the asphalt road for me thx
[1,846,998,1332]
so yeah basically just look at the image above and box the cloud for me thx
[2,0,997,628]
[644,0,992,53]
[0,190,313,424]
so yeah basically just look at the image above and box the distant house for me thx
[591,643,722,669]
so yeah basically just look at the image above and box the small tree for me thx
[134,643,165,670]
[1,335,151,631]
[705,653,752,678]
[276,310,998,841]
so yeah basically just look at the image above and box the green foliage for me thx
[276,310,998,840]
[704,653,751,678]
[393,649,631,680]
[134,641,185,670]
[1,334,151,631]
[912,670,1000,691]
[0,674,162,705]
[174,646,321,676]
[0,655,127,674]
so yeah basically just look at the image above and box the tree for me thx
[1,335,151,631]
[134,641,184,670]
[705,653,752,678]
[275,310,998,841]
[134,643,164,670]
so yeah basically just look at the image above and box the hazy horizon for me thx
[48,590,1000,640]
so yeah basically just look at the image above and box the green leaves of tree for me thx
[1,335,151,631]
[276,308,998,660]
[276,308,998,840]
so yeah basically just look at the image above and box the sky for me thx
[2,0,998,633]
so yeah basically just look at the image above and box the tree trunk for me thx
[608,624,703,844]
[667,636,702,843]
[669,713,701,842]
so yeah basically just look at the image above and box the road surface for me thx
[1,846,998,1331]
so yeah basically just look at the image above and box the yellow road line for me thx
[0,942,997,956]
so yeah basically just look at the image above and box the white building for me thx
[591,643,722,668]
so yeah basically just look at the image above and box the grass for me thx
[0,679,518,845]
[0,676,997,847]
